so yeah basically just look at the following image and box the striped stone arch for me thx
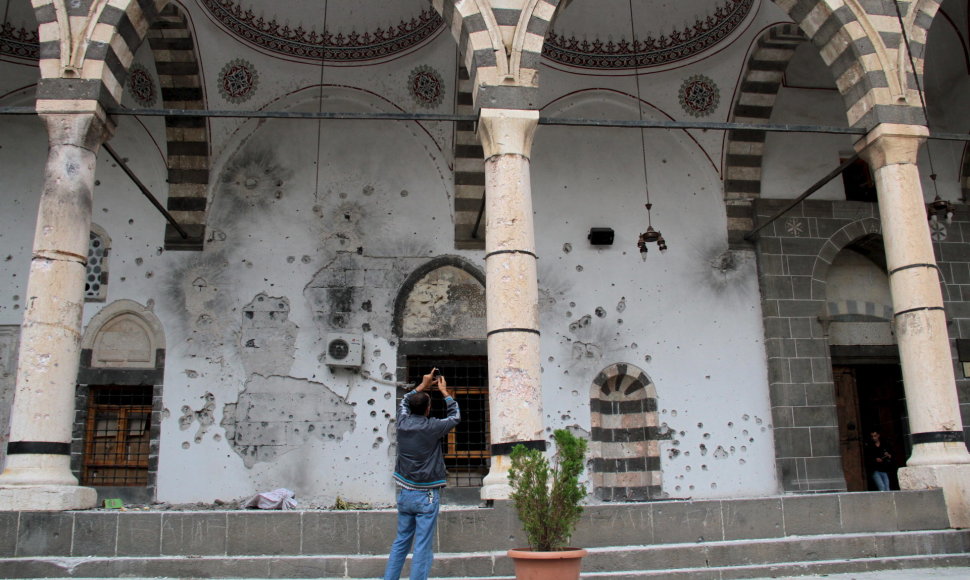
[769,0,935,129]
[589,363,663,502]
[32,0,168,114]
[908,0,945,60]
[724,23,805,248]
[431,0,564,108]
[146,3,208,250]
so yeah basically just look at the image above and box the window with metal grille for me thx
[82,386,152,486]
[85,230,109,302]
[408,357,489,488]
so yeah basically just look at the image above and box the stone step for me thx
[2,530,968,579]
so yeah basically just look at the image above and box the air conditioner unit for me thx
[325,333,363,369]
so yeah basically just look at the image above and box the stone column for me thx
[477,108,544,500]
[0,112,110,510]
[856,123,970,528]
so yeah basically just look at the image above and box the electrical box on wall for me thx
[325,333,363,369]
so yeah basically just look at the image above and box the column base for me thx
[481,455,512,501]
[0,485,98,511]
[898,463,970,528]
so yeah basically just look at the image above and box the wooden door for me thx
[833,366,866,491]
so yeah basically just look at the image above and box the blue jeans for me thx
[384,488,440,580]
[872,470,890,491]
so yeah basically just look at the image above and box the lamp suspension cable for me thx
[313,0,330,198]
[628,0,667,260]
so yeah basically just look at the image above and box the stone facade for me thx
[755,198,970,493]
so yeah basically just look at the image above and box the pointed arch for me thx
[723,24,806,248]
[767,0,937,128]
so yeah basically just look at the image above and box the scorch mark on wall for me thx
[221,375,356,468]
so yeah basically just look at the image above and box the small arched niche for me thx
[589,363,662,502]
[82,300,165,368]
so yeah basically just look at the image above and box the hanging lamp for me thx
[628,0,667,260]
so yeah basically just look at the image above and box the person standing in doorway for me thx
[864,430,894,491]
[384,368,460,580]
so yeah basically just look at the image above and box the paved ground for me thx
[744,569,970,579]
[15,568,970,579]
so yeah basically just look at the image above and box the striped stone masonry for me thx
[32,0,164,109]
[431,0,561,110]
[724,24,804,249]
[778,0,929,128]
[146,4,209,251]
[453,66,486,250]
[755,199,882,492]
[589,364,665,502]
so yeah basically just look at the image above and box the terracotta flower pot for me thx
[507,547,587,580]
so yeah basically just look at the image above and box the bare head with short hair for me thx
[409,391,431,416]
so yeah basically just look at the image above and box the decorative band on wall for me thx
[484,249,538,260]
[7,441,71,455]
[491,439,546,456]
[910,431,965,444]
[894,306,946,318]
[889,263,940,275]
[486,327,540,337]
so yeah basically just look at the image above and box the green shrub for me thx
[508,429,588,551]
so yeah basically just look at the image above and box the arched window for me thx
[75,301,165,502]
[394,257,487,489]
[85,225,110,302]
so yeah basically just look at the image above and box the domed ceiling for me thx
[547,0,757,70]
[0,0,758,70]
[200,0,757,68]
[200,0,442,63]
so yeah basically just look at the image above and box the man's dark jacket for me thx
[392,389,460,490]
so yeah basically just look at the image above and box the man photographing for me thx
[384,368,460,580]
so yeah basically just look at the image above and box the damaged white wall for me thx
[5,0,917,506]
[0,4,784,506]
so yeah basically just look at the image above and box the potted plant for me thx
[507,428,589,580]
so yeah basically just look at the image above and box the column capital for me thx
[854,123,928,169]
[478,108,540,160]
[38,106,114,152]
